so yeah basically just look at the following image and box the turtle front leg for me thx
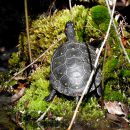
[44,89,56,102]
[96,86,103,97]
[96,86,104,109]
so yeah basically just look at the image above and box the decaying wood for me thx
[10,87,26,103]
[0,87,26,105]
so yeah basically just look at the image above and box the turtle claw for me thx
[44,89,56,102]
[44,95,53,102]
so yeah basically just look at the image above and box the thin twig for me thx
[47,0,56,15]
[101,44,107,96]
[37,122,45,130]
[36,96,56,122]
[100,44,108,108]
[67,0,117,130]
[36,104,52,122]
[69,0,72,10]
[7,38,63,83]
[0,87,26,105]
[106,0,130,63]
[24,0,32,63]
[36,96,56,123]
[69,0,74,22]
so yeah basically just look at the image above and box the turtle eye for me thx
[70,21,74,26]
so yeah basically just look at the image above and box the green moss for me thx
[80,98,103,123]
[120,69,130,77]
[102,45,129,100]
[16,65,103,120]
[85,5,111,42]
[8,53,19,66]
[128,98,130,106]
[16,67,50,118]
[15,66,103,122]
[18,5,88,60]
[10,5,105,122]
[103,57,118,79]
[7,4,129,124]
[85,14,102,41]
[91,5,110,32]
[104,84,126,101]
[0,72,8,85]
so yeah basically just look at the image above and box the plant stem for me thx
[67,0,117,130]
[24,0,32,64]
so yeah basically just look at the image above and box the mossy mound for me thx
[7,5,129,123]
[15,66,103,121]
[85,5,110,41]
[91,5,110,31]
[13,5,105,122]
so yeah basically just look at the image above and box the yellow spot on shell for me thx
[65,83,67,86]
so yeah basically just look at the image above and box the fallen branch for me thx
[0,87,26,105]
[10,87,26,103]
[67,0,117,130]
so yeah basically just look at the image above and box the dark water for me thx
[22,121,130,130]
[0,108,130,130]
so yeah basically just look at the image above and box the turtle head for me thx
[65,21,75,42]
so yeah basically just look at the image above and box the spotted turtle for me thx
[45,21,102,101]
